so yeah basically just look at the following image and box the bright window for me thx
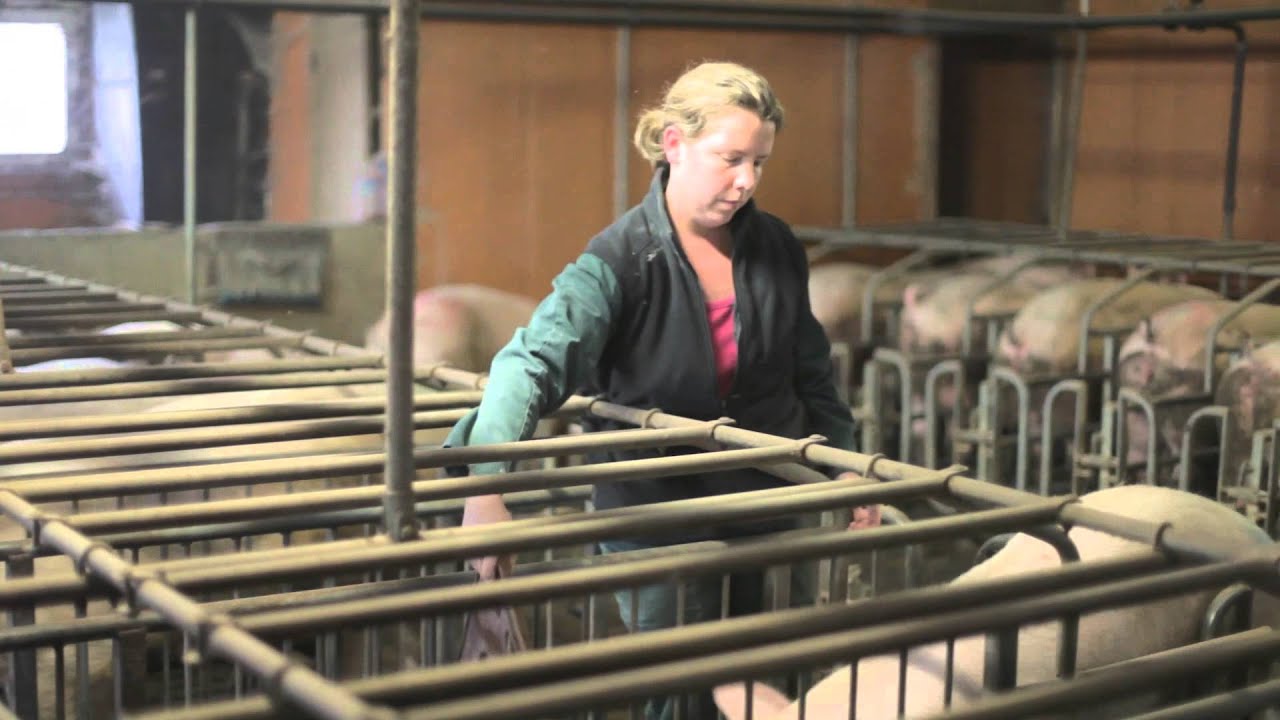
[0,22,68,155]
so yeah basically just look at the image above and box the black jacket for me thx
[444,165,854,543]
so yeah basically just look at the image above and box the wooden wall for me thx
[267,5,942,301]
[937,0,1280,245]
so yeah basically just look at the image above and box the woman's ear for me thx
[661,124,684,166]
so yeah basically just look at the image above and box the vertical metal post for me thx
[183,8,198,304]
[383,0,421,542]
[613,26,631,219]
[842,33,859,228]
[1056,0,1089,238]
[1221,24,1246,241]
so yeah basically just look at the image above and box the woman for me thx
[443,60,879,719]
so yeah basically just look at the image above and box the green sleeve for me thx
[442,253,623,476]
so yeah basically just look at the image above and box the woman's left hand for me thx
[834,471,882,530]
[849,504,882,530]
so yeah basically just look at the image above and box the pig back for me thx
[998,280,1219,376]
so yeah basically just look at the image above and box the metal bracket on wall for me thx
[203,224,330,308]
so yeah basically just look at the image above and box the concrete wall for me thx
[0,222,386,347]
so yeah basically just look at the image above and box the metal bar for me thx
[842,32,858,227]
[10,335,302,364]
[383,0,421,544]
[0,390,483,442]
[0,301,166,318]
[1077,268,1155,374]
[0,262,373,359]
[184,7,199,304]
[0,491,380,720]
[4,309,203,329]
[5,326,254,348]
[0,368,403,407]
[133,474,939,595]
[47,0,1280,34]
[1124,676,1280,720]
[613,26,630,219]
[1,422,717,503]
[0,407,470,467]
[1222,24,1247,240]
[87,486,590,555]
[0,488,593,605]
[0,290,117,304]
[63,438,798,535]
[128,552,1171,720]
[1202,277,1280,394]
[929,627,1280,720]
[238,501,1065,637]
[393,559,1264,720]
[0,355,381,390]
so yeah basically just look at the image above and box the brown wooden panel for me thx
[855,35,939,225]
[627,29,847,228]
[1069,37,1280,242]
[415,22,616,299]
[266,13,313,222]
[938,35,1055,223]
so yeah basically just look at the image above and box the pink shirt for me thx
[706,296,738,398]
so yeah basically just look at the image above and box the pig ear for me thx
[712,682,790,720]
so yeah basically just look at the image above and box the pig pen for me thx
[0,263,1276,720]
[802,218,1280,539]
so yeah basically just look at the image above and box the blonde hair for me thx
[633,61,784,167]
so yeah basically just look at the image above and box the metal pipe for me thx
[927,627,1280,720]
[0,368,404,407]
[1,422,718,503]
[1056,0,1089,236]
[1077,268,1155,374]
[63,438,803,535]
[239,501,1064,637]
[1202,277,1280,394]
[1123,676,1280,720]
[130,552,1172,720]
[5,325,256,348]
[50,0,1280,35]
[842,32,858,227]
[141,474,941,594]
[0,290,118,305]
[1221,24,1247,241]
[394,558,1265,720]
[383,0,421,544]
[4,309,203,329]
[10,335,302,364]
[0,487,594,605]
[0,390,483,442]
[0,300,165,317]
[184,6,198,304]
[612,26,630,219]
[0,355,382,389]
[0,261,373,359]
[0,491,383,720]
[0,407,470,467]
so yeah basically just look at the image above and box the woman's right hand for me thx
[462,494,514,580]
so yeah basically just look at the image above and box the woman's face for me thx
[662,106,775,232]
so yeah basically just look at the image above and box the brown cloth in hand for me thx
[458,570,527,663]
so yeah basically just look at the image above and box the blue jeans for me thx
[598,539,817,720]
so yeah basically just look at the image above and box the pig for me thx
[715,484,1280,720]
[995,279,1220,379]
[364,284,539,375]
[1210,339,1280,509]
[1116,300,1280,490]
